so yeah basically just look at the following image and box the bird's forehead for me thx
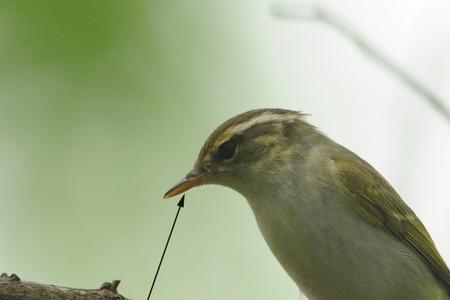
[209,110,302,150]
[195,109,304,165]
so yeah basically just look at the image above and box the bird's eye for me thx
[217,140,238,160]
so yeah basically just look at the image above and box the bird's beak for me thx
[163,170,204,199]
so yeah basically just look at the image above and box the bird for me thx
[164,108,450,300]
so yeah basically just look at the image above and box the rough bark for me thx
[0,273,131,300]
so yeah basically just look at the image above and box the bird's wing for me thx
[333,155,450,289]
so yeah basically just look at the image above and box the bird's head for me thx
[164,108,317,199]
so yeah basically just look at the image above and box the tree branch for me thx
[0,273,131,300]
[272,2,450,124]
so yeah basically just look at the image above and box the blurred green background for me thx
[1,1,450,300]
[0,1,296,299]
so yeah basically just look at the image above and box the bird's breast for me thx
[245,191,447,300]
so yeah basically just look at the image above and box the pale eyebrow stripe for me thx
[212,112,301,149]
[227,112,300,135]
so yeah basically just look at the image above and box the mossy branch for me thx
[0,273,131,300]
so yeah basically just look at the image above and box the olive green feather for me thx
[334,154,450,290]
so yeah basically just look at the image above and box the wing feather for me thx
[333,154,450,290]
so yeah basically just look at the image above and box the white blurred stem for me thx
[272,2,450,124]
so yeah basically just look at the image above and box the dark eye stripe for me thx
[217,140,237,159]
[216,135,243,160]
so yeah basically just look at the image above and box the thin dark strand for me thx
[272,5,450,124]
[318,8,450,124]
[146,206,182,300]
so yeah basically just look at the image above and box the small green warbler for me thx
[165,108,450,300]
